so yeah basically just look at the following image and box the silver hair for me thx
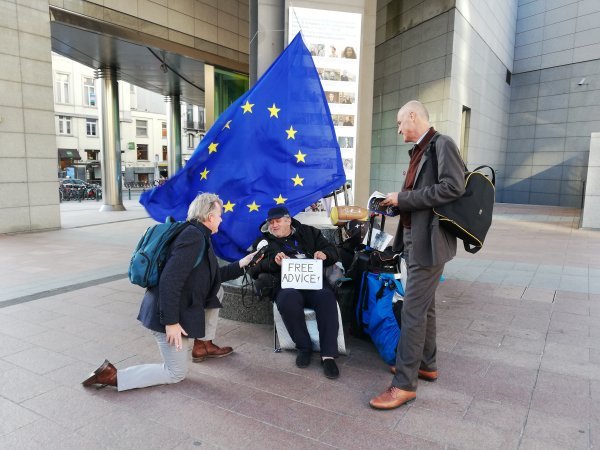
[401,100,430,121]
[186,193,222,222]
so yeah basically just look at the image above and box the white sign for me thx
[281,258,323,290]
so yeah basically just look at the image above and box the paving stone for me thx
[0,397,40,435]
[4,347,76,375]
[397,406,520,450]
[543,341,590,363]
[0,417,99,450]
[156,396,277,448]
[530,387,592,422]
[300,381,400,428]
[0,367,59,403]
[521,409,589,449]
[232,390,339,439]
[535,370,590,397]
[77,409,189,449]
[22,386,115,431]
[320,414,443,450]
[463,398,527,433]
[500,335,545,354]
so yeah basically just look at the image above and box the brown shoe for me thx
[389,366,438,381]
[369,386,416,410]
[82,359,117,387]
[192,339,233,362]
[418,369,438,382]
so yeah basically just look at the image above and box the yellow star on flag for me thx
[241,100,254,114]
[285,126,297,140]
[247,201,260,212]
[208,142,218,154]
[291,174,304,186]
[294,150,307,163]
[223,120,232,130]
[223,200,235,212]
[267,103,280,118]
[273,194,287,204]
[200,168,209,180]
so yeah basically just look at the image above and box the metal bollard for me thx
[128,188,131,200]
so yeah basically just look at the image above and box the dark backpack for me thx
[129,218,205,288]
[430,136,495,254]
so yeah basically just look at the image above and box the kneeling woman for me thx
[82,193,255,390]
[249,206,341,379]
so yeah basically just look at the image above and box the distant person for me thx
[341,70,349,81]
[343,116,353,126]
[248,206,341,379]
[82,193,257,391]
[328,92,337,103]
[329,45,338,57]
[369,100,465,410]
[342,46,357,59]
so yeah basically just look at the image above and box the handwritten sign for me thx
[281,259,323,290]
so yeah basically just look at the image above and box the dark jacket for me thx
[137,220,243,338]
[249,218,338,278]
[393,132,465,267]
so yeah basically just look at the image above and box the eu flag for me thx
[140,33,346,261]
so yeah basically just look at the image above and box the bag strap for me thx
[471,165,496,186]
[429,134,468,184]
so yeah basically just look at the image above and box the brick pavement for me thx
[0,201,598,449]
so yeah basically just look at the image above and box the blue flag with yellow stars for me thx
[140,32,346,261]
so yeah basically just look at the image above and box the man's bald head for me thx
[397,100,431,143]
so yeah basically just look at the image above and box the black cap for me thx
[266,206,290,221]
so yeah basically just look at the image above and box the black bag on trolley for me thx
[347,213,401,338]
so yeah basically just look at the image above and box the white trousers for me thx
[117,308,220,391]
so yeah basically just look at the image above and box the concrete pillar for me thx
[582,133,600,229]
[0,0,61,233]
[204,65,215,130]
[166,95,182,176]
[249,0,284,85]
[96,67,125,211]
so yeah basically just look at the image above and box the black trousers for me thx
[275,285,339,357]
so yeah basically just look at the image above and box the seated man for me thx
[249,206,341,379]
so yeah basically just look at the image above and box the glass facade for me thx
[214,68,249,118]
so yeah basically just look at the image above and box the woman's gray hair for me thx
[186,193,222,222]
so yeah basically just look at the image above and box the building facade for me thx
[52,53,206,186]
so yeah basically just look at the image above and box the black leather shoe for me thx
[321,358,339,379]
[296,351,312,368]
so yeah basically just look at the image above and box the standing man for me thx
[369,100,465,410]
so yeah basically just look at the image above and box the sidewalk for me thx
[0,200,598,449]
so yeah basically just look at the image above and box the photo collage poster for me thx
[288,6,362,187]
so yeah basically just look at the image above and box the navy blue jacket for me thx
[137,220,243,338]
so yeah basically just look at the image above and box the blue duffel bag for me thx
[356,272,404,365]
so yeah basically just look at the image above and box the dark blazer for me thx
[393,133,465,267]
[137,220,244,338]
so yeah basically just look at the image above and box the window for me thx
[55,73,70,103]
[58,116,71,135]
[187,133,194,149]
[136,120,148,137]
[86,150,99,160]
[162,122,167,138]
[186,104,194,128]
[86,118,97,136]
[83,77,96,106]
[162,145,167,161]
[460,106,471,163]
[136,144,148,160]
